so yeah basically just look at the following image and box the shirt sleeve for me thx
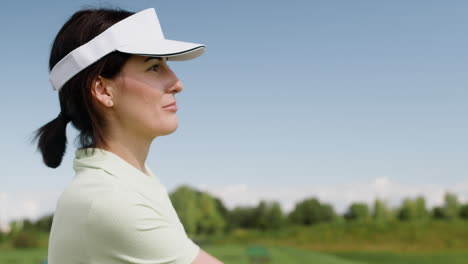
[84,190,200,264]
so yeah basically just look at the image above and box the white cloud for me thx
[0,190,60,232]
[196,177,468,214]
[195,183,310,213]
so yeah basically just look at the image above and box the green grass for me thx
[0,248,47,264]
[0,244,362,264]
[1,244,467,264]
[331,251,468,264]
[204,244,468,264]
[201,244,468,264]
[203,243,364,264]
[220,220,468,252]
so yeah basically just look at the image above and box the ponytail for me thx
[33,112,70,168]
[32,8,134,169]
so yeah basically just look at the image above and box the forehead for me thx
[121,55,163,71]
[135,55,163,63]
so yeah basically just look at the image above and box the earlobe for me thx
[92,75,114,107]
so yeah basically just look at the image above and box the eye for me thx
[148,64,160,72]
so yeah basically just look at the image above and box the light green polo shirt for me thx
[47,148,200,264]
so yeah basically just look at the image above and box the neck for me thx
[100,131,153,175]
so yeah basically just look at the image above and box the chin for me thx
[157,122,179,136]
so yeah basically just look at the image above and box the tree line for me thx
[169,185,468,236]
[2,185,468,242]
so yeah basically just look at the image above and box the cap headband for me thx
[49,8,205,91]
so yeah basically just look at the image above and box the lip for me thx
[163,102,176,108]
[163,102,178,112]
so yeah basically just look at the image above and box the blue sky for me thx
[0,1,467,226]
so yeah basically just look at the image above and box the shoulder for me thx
[84,189,200,264]
[86,189,156,233]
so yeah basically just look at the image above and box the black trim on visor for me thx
[133,45,205,58]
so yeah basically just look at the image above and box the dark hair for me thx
[33,8,134,168]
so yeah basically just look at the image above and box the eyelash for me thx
[149,64,160,72]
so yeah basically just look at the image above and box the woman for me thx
[33,7,223,264]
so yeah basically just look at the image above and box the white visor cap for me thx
[49,8,205,91]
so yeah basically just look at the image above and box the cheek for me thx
[119,76,162,107]
[116,77,165,124]
[114,75,178,136]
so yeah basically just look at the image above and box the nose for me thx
[167,68,184,94]
[171,79,184,94]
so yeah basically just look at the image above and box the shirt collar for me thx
[73,147,161,186]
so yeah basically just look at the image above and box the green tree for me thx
[398,196,428,221]
[229,206,256,229]
[459,203,468,219]
[268,202,285,229]
[197,192,225,235]
[169,185,199,236]
[442,192,460,220]
[8,220,23,237]
[0,229,6,243]
[344,202,370,221]
[320,203,337,222]
[289,197,336,225]
[253,200,269,231]
[398,198,416,220]
[432,206,445,219]
[34,214,54,232]
[253,200,286,231]
[373,198,390,221]
[213,197,230,231]
[414,196,428,219]
[22,219,34,230]
[430,192,460,220]
[266,201,285,229]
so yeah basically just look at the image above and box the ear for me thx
[91,75,115,107]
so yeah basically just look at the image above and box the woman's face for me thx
[105,55,183,140]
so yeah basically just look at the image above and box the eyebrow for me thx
[144,57,163,63]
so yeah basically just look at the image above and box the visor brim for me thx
[117,39,206,61]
